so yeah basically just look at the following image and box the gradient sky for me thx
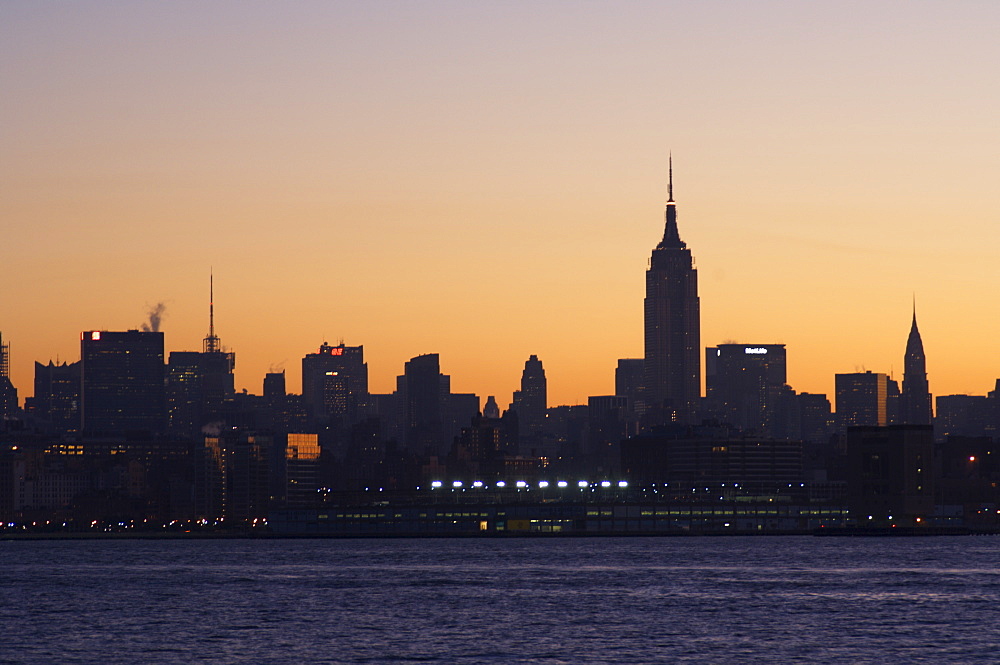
[3,2,1000,407]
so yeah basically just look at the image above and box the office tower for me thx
[483,395,500,419]
[705,344,787,437]
[846,425,934,527]
[793,392,833,445]
[835,371,890,428]
[615,358,645,418]
[643,158,701,424]
[165,278,235,439]
[587,395,632,468]
[510,355,547,437]
[264,372,286,400]
[32,360,81,433]
[936,395,992,439]
[900,309,932,425]
[0,333,18,419]
[285,433,321,508]
[301,342,368,424]
[397,353,448,456]
[81,330,165,436]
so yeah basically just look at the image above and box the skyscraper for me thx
[165,276,235,440]
[900,308,932,425]
[511,355,547,437]
[81,330,165,436]
[32,360,81,433]
[397,353,447,456]
[835,371,890,429]
[643,158,701,424]
[0,333,18,419]
[705,344,787,437]
[301,342,368,425]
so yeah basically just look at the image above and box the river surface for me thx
[2,536,999,663]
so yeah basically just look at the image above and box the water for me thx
[2,536,999,664]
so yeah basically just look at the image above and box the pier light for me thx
[516,480,528,488]
[431,481,443,489]
[600,481,611,488]
[496,481,506,488]
[618,481,628,488]
[578,481,589,488]
[472,481,484,488]
[557,481,568,488]
[538,481,549,489]
[452,481,463,488]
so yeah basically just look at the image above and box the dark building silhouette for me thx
[264,372,286,400]
[0,333,18,419]
[900,309,932,425]
[936,394,994,439]
[30,360,81,434]
[510,354,547,441]
[587,395,631,471]
[615,358,645,423]
[836,371,892,429]
[483,395,500,419]
[284,433,320,508]
[622,426,803,487]
[397,354,448,456]
[165,280,235,440]
[81,330,165,436]
[790,392,834,445]
[644,158,700,425]
[705,344,787,437]
[846,425,934,527]
[301,342,368,425]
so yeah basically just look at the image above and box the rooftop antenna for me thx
[667,152,674,203]
[203,269,221,353]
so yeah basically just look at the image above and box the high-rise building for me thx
[615,358,645,420]
[301,342,368,424]
[0,333,18,419]
[510,355,547,437]
[705,344,787,437]
[643,158,701,425]
[835,371,890,429]
[263,372,286,400]
[900,309,932,425]
[397,353,448,456]
[31,360,81,433]
[165,277,235,440]
[81,330,165,436]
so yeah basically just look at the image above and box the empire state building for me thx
[643,159,701,425]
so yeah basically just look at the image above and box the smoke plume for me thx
[141,302,167,333]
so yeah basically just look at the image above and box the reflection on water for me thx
[2,536,999,664]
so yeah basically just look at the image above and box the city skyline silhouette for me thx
[4,3,1000,406]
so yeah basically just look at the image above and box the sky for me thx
[3,1,1000,407]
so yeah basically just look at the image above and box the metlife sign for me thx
[744,347,768,355]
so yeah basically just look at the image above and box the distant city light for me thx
[557,481,568,488]
[578,481,589,488]
[431,481,442,488]
[600,481,611,488]
[538,481,549,488]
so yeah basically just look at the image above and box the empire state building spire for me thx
[901,303,932,425]
[644,157,701,425]
[658,153,686,250]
